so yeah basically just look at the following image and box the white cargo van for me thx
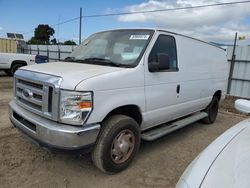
[9,29,228,173]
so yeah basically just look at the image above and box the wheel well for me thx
[104,105,142,126]
[213,90,222,101]
[11,60,27,69]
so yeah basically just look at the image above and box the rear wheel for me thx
[202,97,219,124]
[4,70,12,76]
[10,64,23,75]
[92,115,140,174]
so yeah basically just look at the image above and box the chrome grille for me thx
[14,70,61,121]
[16,79,44,111]
[17,79,43,90]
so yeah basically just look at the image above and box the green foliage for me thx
[26,37,40,44]
[27,24,55,44]
[63,40,77,45]
[50,38,57,45]
[27,24,78,46]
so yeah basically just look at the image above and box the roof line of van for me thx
[90,28,226,51]
[157,29,226,51]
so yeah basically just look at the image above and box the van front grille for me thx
[16,78,44,113]
[14,70,61,121]
[18,79,43,90]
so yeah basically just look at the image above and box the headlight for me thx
[60,90,93,125]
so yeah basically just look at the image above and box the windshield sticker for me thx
[129,35,150,40]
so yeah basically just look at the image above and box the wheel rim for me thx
[111,129,135,164]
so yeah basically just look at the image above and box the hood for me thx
[201,123,250,188]
[177,119,250,188]
[21,61,124,90]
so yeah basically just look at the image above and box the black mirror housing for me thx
[148,53,170,72]
[157,53,170,70]
[148,61,159,72]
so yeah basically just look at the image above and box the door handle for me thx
[176,84,180,94]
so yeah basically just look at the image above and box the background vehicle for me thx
[9,29,228,173]
[0,52,47,75]
[176,102,250,188]
[235,99,250,114]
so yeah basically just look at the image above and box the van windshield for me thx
[66,29,154,67]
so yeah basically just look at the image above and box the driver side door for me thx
[143,33,181,130]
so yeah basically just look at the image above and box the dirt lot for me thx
[0,72,248,188]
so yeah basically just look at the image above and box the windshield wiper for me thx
[64,56,76,62]
[64,57,90,64]
[64,57,133,68]
[81,58,129,67]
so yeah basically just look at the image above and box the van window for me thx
[148,35,178,71]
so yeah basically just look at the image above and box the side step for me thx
[141,112,208,141]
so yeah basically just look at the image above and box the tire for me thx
[92,115,141,174]
[4,70,12,76]
[202,97,219,124]
[10,64,23,75]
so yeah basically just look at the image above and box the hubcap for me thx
[111,129,135,164]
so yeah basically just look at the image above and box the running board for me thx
[141,112,208,141]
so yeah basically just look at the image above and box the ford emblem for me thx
[22,89,33,99]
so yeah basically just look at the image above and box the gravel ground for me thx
[0,71,248,188]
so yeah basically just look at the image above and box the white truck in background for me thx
[0,53,42,75]
[0,37,40,75]
[9,29,228,173]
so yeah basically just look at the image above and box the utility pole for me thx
[57,15,61,43]
[227,32,237,94]
[79,7,82,45]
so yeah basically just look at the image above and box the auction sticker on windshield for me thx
[129,35,150,40]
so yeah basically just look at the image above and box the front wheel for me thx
[202,97,219,124]
[92,115,141,174]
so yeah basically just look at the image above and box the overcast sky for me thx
[1,0,250,45]
[117,0,250,44]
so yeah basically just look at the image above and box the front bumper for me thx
[9,100,100,150]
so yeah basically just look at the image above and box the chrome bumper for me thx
[9,100,100,150]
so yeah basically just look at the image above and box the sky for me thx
[1,0,250,45]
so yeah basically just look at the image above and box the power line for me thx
[23,17,79,34]
[51,17,79,27]
[83,0,250,18]
[23,0,250,35]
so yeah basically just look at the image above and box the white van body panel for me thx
[142,31,228,129]
[76,64,146,125]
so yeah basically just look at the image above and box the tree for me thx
[50,38,57,45]
[27,24,55,44]
[63,40,77,45]
[26,37,40,44]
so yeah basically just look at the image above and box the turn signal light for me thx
[78,101,92,109]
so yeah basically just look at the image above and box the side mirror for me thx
[148,53,170,72]
[235,99,250,114]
